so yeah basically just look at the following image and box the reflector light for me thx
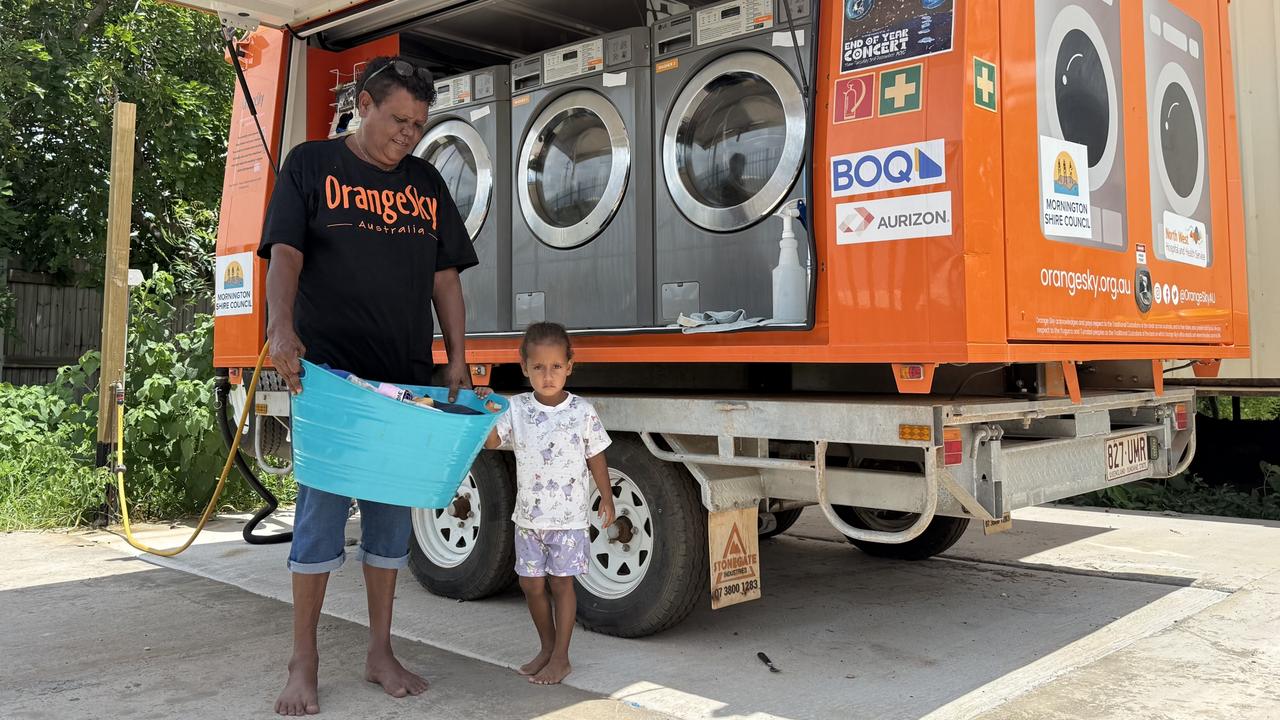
[1174,403,1189,431]
[899,424,931,441]
[943,428,963,466]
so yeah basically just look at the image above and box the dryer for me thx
[1036,0,1128,250]
[651,0,813,324]
[414,66,512,333]
[1145,0,1212,269]
[509,28,653,330]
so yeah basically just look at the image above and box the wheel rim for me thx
[411,474,482,568]
[578,470,654,600]
[850,507,920,533]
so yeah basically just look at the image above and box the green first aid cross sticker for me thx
[974,57,998,112]
[878,64,923,117]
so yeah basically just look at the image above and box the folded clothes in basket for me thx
[319,365,488,415]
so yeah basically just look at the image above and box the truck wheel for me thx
[408,451,516,600]
[576,436,708,638]
[758,507,804,538]
[227,371,290,460]
[831,506,970,560]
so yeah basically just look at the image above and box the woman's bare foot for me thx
[530,656,572,685]
[518,649,553,676]
[276,653,320,716]
[365,648,429,698]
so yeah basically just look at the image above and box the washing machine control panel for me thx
[432,74,473,110]
[656,0,810,58]
[543,38,605,84]
[696,0,774,45]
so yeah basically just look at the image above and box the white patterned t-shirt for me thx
[495,392,612,530]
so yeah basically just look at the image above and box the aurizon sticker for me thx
[512,95,531,107]
[655,58,679,73]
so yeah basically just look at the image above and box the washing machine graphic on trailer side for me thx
[415,66,512,333]
[509,28,654,331]
[651,0,814,324]
[1146,0,1212,269]
[1036,0,1128,250]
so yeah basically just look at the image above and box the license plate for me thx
[1106,433,1150,481]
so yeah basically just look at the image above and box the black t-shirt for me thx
[258,138,478,384]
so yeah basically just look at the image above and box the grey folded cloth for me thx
[676,310,767,334]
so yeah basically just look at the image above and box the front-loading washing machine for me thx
[1037,0,1128,249]
[1145,0,1212,268]
[509,28,653,330]
[414,65,512,332]
[651,0,813,324]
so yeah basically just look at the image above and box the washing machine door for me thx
[414,119,493,240]
[1043,4,1120,190]
[1153,62,1206,219]
[517,89,631,250]
[663,51,806,233]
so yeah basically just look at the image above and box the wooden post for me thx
[0,252,8,379]
[95,102,136,464]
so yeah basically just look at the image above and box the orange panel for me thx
[305,36,401,143]
[212,2,1248,373]
[213,28,289,369]
[1002,0,1236,345]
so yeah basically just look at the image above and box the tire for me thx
[575,436,708,638]
[758,507,804,539]
[408,451,517,600]
[832,506,970,561]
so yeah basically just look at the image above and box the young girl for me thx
[477,322,615,685]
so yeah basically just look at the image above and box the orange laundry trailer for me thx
[195,0,1244,637]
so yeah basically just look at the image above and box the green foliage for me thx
[1066,471,1280,522]
[0,271,296,530]
[1196,396,1280,421]
[0,0,231,292]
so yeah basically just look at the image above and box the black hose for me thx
[215,375,292,545]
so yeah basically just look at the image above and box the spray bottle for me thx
[771,199,807,323]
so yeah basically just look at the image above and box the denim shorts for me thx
[287,483,413,574]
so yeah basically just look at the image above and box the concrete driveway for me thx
[4,505,1278,719]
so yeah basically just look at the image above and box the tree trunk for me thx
[74,0,113,44]
[0,252,8,381]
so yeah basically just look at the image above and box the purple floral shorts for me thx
[514,527,591,577]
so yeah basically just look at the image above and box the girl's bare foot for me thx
[530,656,572,685]
[276,653,320,716]
[518,649,553,676]
[365,649,429,698]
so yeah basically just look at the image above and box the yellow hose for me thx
[113,342,271,556]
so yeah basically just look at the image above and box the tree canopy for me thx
[0,0,233,291]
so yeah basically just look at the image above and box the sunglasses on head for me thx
[362,60,434,88]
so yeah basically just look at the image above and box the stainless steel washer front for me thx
[517,89,631,250]
[414,119,493,240]
[662,51,805,233]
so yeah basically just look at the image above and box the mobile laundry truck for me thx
[193,0,1247,637]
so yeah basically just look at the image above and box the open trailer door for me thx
[167,0,456,33]
[1001,0,1241,346]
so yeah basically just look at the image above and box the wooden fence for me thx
[1,269,211,386]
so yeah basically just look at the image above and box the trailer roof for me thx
[167,0,379,29]
[171,0,700,39]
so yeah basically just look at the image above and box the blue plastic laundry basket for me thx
[290,359,508,508]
